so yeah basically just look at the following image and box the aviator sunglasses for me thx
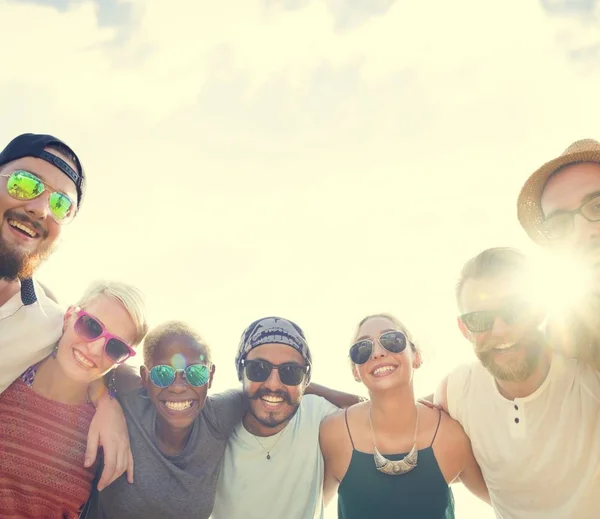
[349,330,408,365]
[460,299,532,333]
[241,359,310,386]
[1,170,75,223]
[149,364,211,389]
[74,310,136,364]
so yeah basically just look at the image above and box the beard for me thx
[549,292,600,369]
[0,211,52,281]
[244,387,301,429]
[476,335,545,382]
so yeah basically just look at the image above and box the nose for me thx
[23,192,50,220]
[489,316,511,338]
[371,340,388,360]
[571,214,600,251]
[85,337,107,361]
[263,366,285,391]
[168,372,188,393]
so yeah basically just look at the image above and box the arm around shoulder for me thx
[440,414,490,505]
[319,410,346,506]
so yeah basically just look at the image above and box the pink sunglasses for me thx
[73,309,136,364]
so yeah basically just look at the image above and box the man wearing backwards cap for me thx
[517,139,600,366]
[0,133,133,491]
[213,316,352,519]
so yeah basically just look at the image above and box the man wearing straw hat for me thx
[517,139,600,366]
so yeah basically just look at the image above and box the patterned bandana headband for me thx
[235,316,312,382]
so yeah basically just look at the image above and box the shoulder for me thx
[428,407,471,461]
[205,388,245,413]
[320,407,346,435]
[301,394,339,421]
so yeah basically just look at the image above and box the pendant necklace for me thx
[250,427,286,460]
[370,404,420,476]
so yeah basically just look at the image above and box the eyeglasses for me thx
[1,170,76,224]
[349,330,407,365]
[541,195,600,240]
[460,300,533,333]
[149,364,211,388]
[74,310,136,364]
[241,359,310,386]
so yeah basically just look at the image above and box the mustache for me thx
[4,210,48,239]
[247,388,292,405]
[475,341,516,355]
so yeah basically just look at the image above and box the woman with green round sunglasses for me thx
[89,321,246,519]
[1,169,76,223]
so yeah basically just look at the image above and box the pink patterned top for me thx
[0,377,96,518]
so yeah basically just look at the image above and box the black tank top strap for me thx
[344,408,356,450]
[430,409,442,447]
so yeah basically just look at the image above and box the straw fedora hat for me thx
[517,139,600,243]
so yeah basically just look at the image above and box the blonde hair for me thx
[143,321,211,366]
[354,313,419,353]
[456,247,529,305]
[77,281,148,346]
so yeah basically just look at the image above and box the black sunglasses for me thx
[460,299,533,333]
[349,330,408,365]
[241,359,310,386]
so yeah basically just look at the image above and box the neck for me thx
[369,384,417,433]
[154,417,194,456]
[242,412,288,438]
[32,356,90,404]
[0,278,19,307]
[494,351,552,400]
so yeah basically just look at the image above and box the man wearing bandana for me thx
[0,133,132,491]
[212,316,345,519]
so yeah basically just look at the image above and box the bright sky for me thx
[4,0,600,516]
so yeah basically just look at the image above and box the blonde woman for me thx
[320,314,490,519]
[0,281,148,518]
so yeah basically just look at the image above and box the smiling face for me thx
[141,335,214,433]
[0,150,78,280]
[242,343,307,432]
[458,273,545,382]
[541,162,600,263]
[351,316,421,393]
[56,294,138,384]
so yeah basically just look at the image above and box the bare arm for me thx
[457,436,491,505]
[306,382,362,409]
[319,412,345,506]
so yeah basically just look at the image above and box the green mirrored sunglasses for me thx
[1,170,75,223]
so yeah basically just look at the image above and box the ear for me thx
[63,305,78,332]
[457,316,473,342]
[412,349,423,369]
[208,364,216,390]
[351,363,361,383]
[140,365,149,390]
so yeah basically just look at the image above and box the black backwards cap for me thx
[0,133,85,306]
[0,133,85,206]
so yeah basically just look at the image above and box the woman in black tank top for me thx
[319,314,490,518]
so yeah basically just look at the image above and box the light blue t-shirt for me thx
[212,394,338,519]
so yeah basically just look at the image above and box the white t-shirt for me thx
[0,279,63,393]
[447,354,600,519]
[212,394,338,519]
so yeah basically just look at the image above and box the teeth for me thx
[73,349,95,368]
[493,343,516,351]
[373,365,396,375]
[262,396,284,403]
[165,400,193,411]
[8,219,36,237]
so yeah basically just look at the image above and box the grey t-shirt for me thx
[89,388,245,519]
